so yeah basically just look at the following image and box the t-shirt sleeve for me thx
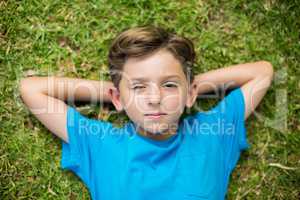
[210,87,250,173]
[61,106,113,188]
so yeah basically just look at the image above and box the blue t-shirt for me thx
[61,87,249,200]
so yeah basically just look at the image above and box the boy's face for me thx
[110,49,197,136]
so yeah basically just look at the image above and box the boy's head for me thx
[108,26,196,89]
[107,26,198,137]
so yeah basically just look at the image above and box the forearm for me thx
[20,76,114,103]
[193,61,273,95]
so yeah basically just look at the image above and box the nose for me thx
[147,84,161,105]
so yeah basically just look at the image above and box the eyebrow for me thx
[130,75,181,83]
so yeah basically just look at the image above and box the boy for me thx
[20,26,274,199]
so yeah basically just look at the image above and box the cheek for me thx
[162,93,186,113]
[133,95,147,108]
[120,90,141,110]
[125,94,149,113]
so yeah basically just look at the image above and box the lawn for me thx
[1,0,299,199]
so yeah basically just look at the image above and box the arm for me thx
[192,61,274,120]
[19,76,114,142]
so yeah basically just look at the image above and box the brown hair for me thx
[108,26,196,89]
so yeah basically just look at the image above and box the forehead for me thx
[122,50,186,83]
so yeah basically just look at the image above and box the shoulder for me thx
[196,87,245,120]
[181,87,245,136]
[66,106,127,143]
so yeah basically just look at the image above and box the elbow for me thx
[20,77,32,91]
[19,77,39,97]
[259,61,274,77]
[257,61,274,86]
[19,78,27,92]
[19,77,31,98]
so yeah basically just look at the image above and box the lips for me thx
[145,113,167,116]
[144,113,167,119]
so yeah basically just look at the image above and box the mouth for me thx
[144,113,167,119]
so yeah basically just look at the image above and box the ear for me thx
[109,87,124,112]
[186,83,198,108]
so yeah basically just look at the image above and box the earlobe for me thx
[109,87,124,112]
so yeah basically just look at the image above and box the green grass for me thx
[1,0,300,199]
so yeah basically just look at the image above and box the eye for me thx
[132,85,146,90]
[163,82,178,88]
